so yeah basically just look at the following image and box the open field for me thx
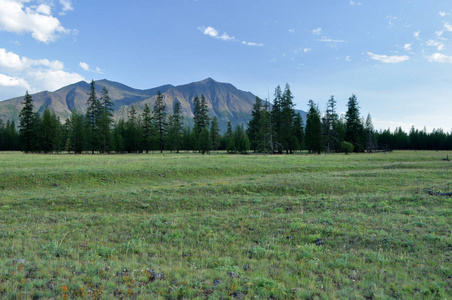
[0,151,451,299]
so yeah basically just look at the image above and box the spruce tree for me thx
[305,100,322,154]
[210,116,220,151]
[345,94,364,152]
[280,84,296,154]
[141,104,153,153]
[364,113,376,152]
[225,121,235,153]
[322,96,339,153]
[168,100,183,152]
[153,91,167,153]
[293,112,304,151]
[41,107,56,153]
[125,105,140,153]
[19,91,35,153]
[85,80,101,153]
[247,97,263,152]
[98,87,114,153]
[271,86,283,153]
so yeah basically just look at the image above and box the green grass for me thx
[0,151,451,299]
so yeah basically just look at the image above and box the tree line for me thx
[0,81,451,153]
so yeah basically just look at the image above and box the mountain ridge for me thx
[0,78,306,131]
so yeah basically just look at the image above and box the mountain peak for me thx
[199,77,216,84]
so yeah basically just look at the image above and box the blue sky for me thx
[0,0,451,132]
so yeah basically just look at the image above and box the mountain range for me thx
[0,78,306,132]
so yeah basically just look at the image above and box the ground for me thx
[0,151,451,299]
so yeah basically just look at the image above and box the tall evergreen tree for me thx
[67,110,86,154]
[322,96,339,153]
[168,100,183,152]
[225,121,236,153]
[280,84,296,154]
[364,113,376,152]
[193,94,210,133]
[257,103,272,153]
[19,91,36,153]
[210,116,220,151]
[247,97,263,152]
[345,94,364,152]
[305,100,322,154]
[192,94,210,152]
[125,105,140,153]
[41,107,56,153]
[271,85,283,153]
[98,87,114,153]
[85,80,101,153]
[293,112,304,151]
[153,91,167,153]
[141,103,153,153]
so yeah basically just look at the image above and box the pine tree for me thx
[280,84,296,154]
[68,110,86,154]
[168,100,183,152]
[271,86,283,153]
[210,116,220,151]
[199,127,210,154]
[364,113,376,152]
[305,100,322,154]
[153,91,167,153]
[345,94,364,152]
[141,104,153,153]
[235,124,250,154]
[85,80,101,153]
[322,96,339,153]
[257,104,270,153]
[225,121,235,153]
[192,94,210,152]
[293,112,304,151]
[125,105,140,153]
[247,97,263,152]
[41,107,56,153]
[98,87,114,153]
[19,91,35,153]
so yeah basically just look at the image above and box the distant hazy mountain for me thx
[0,78,306,131]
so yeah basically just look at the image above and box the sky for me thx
[0,0,451,132]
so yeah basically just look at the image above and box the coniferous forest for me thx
[0,80,451,153]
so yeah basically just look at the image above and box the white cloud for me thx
[439,11,447,17]
[199,26,234,41]
[427,53,452,63]
[294,48,311,54]
[0,48,64,72]
[288,28,295,33]
[426,40,445,51]
[349,1,362,6]
[312,27,322,35]
[79,62,90,71]
[403,44,412,51]
[0,73,30,89]
[36,4,51,16]
[414,31,420,39]
[317,38,347,43]
[367,52,410,63]
[345,56,351,62]
[0,48,84,96]
[79,62,103,73]
[59,0,73,15]
[444,22,452,32]
[198,26,263,47]
[242,41,263,47]
[0,0,71,43]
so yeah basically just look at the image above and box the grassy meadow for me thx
[0,151,451,299]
